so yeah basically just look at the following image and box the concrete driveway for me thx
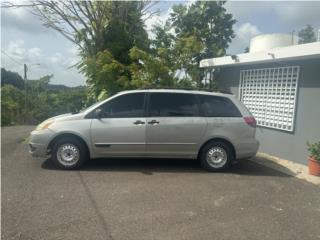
[1,126,320,240]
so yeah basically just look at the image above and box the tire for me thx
[199,141,234,172]
[51,137,88,170]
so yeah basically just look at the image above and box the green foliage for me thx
[130,1,235,90]
[26,75,52,92]
[169,1,235,85]
[1,69,87,126]
[129,47,177,88]
[97,89,109,102]
[81,50,129,97]
[76,1,150,98]
[298,24,317,44]
[23,1,151,99]
[1,68,25,89]
[1,0,237,126]
[171,1,235,59]
[27,0,235,96]
[27,88,87,123]
[151,23,175,50]
[173,35,204,84]
[298,25,316,44]
[1,85,25,125]
[307,141,320,161]
[10,1,236,101]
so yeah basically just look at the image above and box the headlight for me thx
[36,120,54,131]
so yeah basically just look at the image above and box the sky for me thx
[1,1,320,87]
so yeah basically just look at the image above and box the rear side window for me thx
[99,93,145,118]
[198,95,242,117]
[148,93,199,117]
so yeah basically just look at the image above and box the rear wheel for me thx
[199,141,233,171]
[51,137,88,170]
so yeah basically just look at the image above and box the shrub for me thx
[307,141,320,161]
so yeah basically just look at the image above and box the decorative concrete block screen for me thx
[239,66,300,132]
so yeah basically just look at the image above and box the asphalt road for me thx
[2,126,320,240]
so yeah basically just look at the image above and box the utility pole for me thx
[24,64,28,124]
[24,64,27,80]
[23,63,40,123]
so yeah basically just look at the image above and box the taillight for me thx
[244,117,256,128]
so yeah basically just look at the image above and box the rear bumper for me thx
[235,139,259,159]
[29,129,55,157]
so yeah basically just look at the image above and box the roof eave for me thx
[200,42,320,68]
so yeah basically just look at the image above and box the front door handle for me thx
[133,120,145,125]
[148,120,160,125]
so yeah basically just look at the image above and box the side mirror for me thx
[93,108,103,119]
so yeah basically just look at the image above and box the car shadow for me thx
[41,157,293,178]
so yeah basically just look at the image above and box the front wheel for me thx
[199,141,233,172]
[51,137,88,170]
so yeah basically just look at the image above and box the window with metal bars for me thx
[239,66,300,132]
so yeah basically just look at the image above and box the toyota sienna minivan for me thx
[29,89,259,171]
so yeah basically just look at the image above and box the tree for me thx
[26,74,52,92]
[169,1,235,86]
[131,1,235,90]
[0,68,88,126]
[81,50,129,98]
[171,2,235,57]
[298,25,316,44]
[127,22,178,88]
[1,68,25,89]
[129,47,177,88]
[77,1,152,97]
[1,85,25,125]
[2,1,154,97]
[2,1,235,94]
[2,1,151,56]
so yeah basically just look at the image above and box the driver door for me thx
[90,92,147,157]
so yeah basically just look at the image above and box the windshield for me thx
[77,101,103,114]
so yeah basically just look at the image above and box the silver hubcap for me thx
[206,147,227,168]
[57,143,79,166]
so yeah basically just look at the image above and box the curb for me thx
[250,152,320,186]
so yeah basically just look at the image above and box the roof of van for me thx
[118,89,234,97]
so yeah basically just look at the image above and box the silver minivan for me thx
[29,89,259,171]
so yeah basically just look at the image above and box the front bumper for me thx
[29,129,55,157]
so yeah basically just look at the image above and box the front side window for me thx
[148,93,199,117]
[98,93,145,118]
[198,95,242,117]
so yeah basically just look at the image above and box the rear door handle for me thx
[148,120,160,125]
[133,120,145,125]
